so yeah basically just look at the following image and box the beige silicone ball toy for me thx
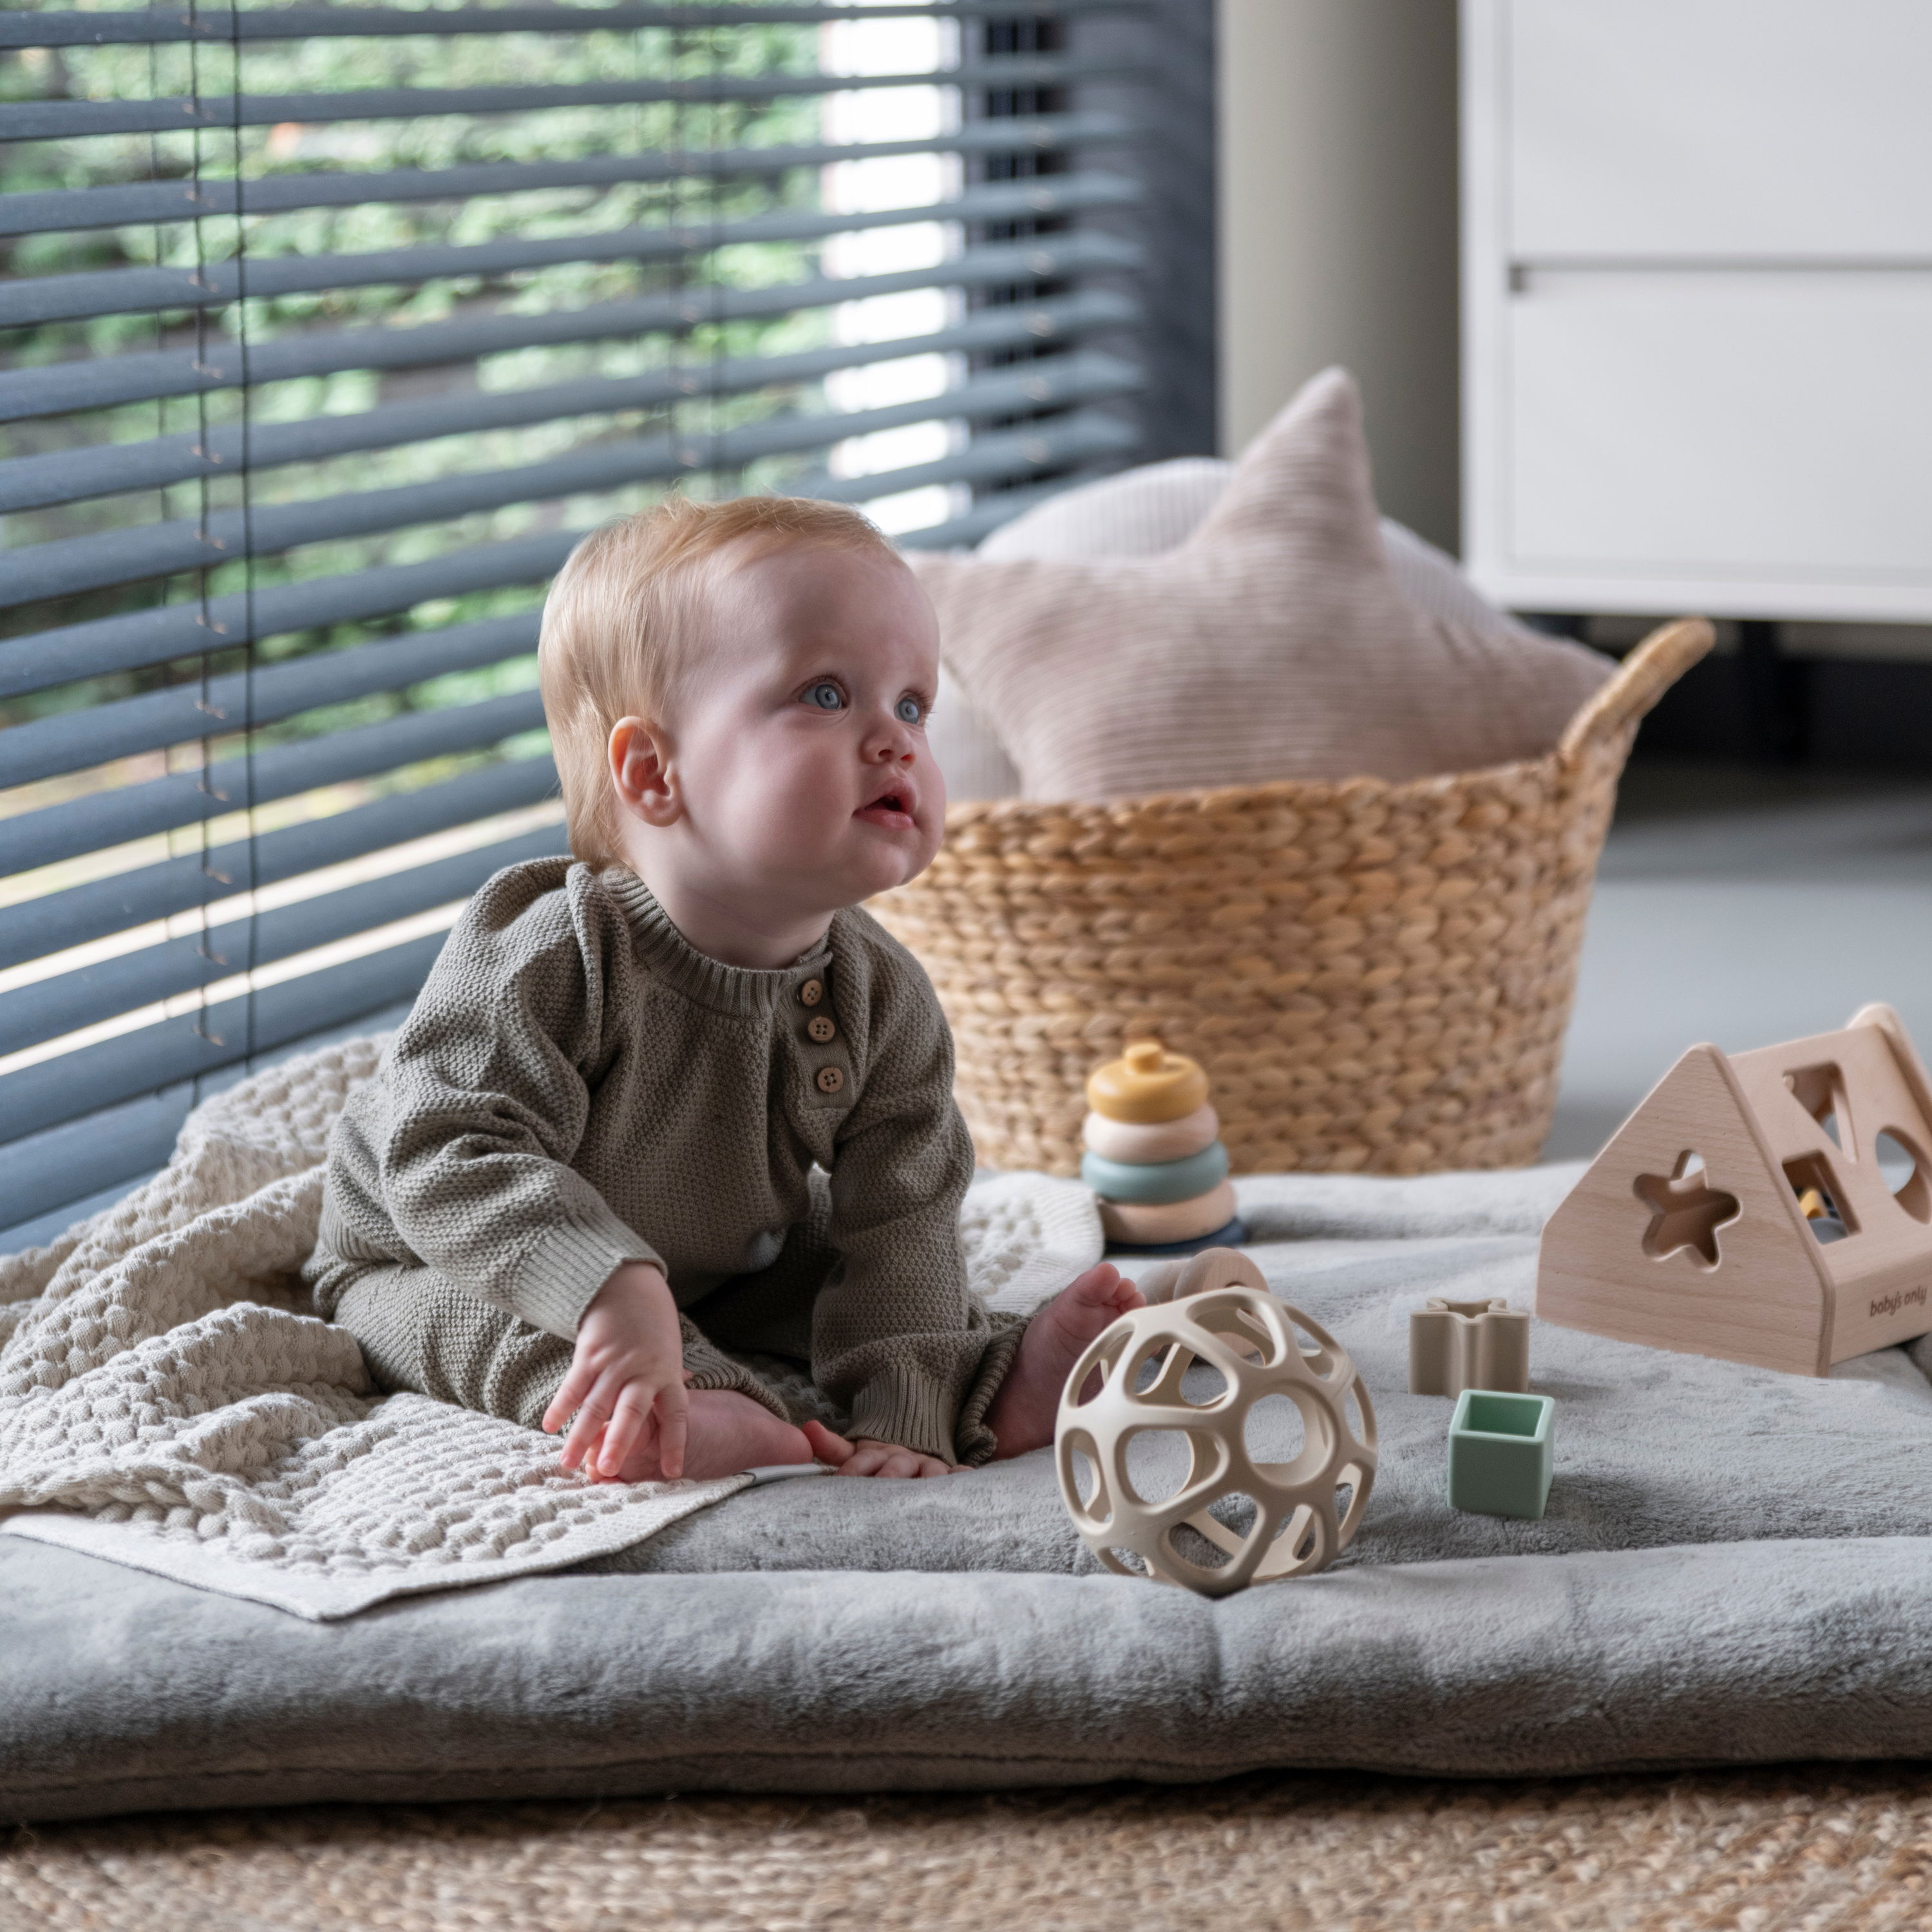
[1054,1246,1378,1595]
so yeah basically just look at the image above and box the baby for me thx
[304,495,1142,1484]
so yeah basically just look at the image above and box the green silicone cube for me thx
[1447,1388,1554,1520]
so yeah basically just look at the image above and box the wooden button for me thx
[807,1014,837,1044]
[815,1065,844,1095]
[799,978,824,1007]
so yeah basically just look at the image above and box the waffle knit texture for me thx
[0,1037,1099,1620]
[303,858,1023,1466]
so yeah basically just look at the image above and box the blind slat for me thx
[0,823,568,1059]
[5,2,1143,50]
[0,233,1141,422]
[13,55,1113,142]
[0,1090,191,1236]
[0,992,422,1237]
[2,289,1135,516]
[3,363,1142,701]
[0,1173,166,1255]
[804,406,1137,502]
[0,112,1128,239]
[0,931,452,1144]
[0,616,540,791]
[1,410,1131,875]
[0,757,560,972]
[1,692,547,880]
[896,474,1080,551]
[1,533,576,703]
[1,172,1138,330]
[6,351,1142,612]
[3,0,1157,1151]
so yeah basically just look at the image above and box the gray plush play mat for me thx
[6,1161,1932,1824]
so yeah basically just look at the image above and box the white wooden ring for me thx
[1082,1104,1220,1164]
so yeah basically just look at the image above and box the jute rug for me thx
[5,1765,1930,1932]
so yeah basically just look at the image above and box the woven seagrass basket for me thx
[871,618,1714,1179]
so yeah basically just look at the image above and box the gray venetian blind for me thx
[0,0,1153,1244]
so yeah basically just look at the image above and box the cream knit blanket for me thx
[0,1038,1102,1620]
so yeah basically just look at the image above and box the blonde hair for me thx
[538,494,898,869]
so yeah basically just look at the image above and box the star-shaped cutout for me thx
[1634,1157,1741,1267]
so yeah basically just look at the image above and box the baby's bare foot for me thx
[987,1263,1144,1459]
[598,1389,813,1483]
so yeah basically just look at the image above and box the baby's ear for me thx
[608,715,681,826]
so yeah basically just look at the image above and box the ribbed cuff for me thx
[513,1204,663,1340]
[952,1313,1028,1468]
[845,1320,1025,1467]
[847,1364,962,1466]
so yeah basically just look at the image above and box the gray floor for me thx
[1543,764,1932,1161]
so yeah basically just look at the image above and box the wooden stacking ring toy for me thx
[1084,1044,1244,1255]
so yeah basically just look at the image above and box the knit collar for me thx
[596,865,834,1016]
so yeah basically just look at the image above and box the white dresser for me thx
[1461,0,1932,623]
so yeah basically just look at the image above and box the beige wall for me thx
[1217,0,1461,551]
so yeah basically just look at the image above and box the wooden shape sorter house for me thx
[1538,1005,1932,1376]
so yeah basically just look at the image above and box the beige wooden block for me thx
[1082,1104,1221,1165]
[1408,1298,1531,1396]
[1054,1247,1378,1596]
[1537,1004,1932,1376]
[1135,1245,1271,1307]
[1099,1179,1237,1245]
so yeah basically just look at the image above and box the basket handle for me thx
[1557,617,1716,765]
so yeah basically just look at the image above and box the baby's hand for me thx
[802,1419,958,1479]
[544,1260,690,1481]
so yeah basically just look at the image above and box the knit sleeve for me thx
[370,862,662,1339]
[810,940,1018,1465]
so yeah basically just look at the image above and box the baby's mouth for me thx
[855,786,916,829]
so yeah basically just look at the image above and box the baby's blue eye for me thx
[895,696,923,726]
[804,681,844,711]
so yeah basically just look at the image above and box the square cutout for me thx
[1783,1152,1859,1238]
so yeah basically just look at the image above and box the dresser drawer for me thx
[1496,268,1932,611]
[1508,0,1932,259]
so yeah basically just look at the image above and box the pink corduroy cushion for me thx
[908,367,1615,804]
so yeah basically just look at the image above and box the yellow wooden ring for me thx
[1085,1041,1209,1124]
[1082,1104,1220,1164]
[1099,1179,1237,1245]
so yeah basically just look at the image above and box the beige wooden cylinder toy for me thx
[1083,1043,1246,1254]
[1054,1248,1378,1596]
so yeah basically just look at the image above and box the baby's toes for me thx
[1068,1262,1123,1305]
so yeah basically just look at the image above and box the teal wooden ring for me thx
[1081,1141,1229,1206]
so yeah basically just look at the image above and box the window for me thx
[0,0,1208,1245]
